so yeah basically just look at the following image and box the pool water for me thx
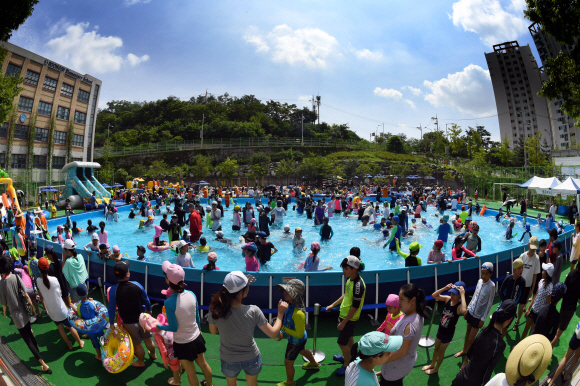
[51,202,552,272]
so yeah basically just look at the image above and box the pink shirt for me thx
[377,311,404,335]
[245,255,260,272]
[427,250,446,264]
[98,231,109,247]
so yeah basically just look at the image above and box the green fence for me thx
[0,169,67,208]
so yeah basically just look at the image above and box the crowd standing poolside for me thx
[1,181,580,385]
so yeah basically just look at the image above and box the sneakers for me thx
[335,365,347,376]
[333,354,344,364]
[302,362,321,370]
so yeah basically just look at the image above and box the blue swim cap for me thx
[373,223,382,230]
[393,216,399,223]
[525,224,531,232]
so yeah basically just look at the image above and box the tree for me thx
[249,152,270,182]
[275,158,298,184]
[524,133,546,166]
[342,159,359,179]
[147,160,169,180]
[299,156,334,180]
[525,0,580,120]
[98,142,114,185]
[66,119,75,163]
[217,157,239,183]
[386,135,405,153]
[46,114,56,186]
[356,162,381,178]
[443,169,455,180]
[0,0,39,41]
[499,136,513,166]
[0,47,24,125]
[448,124,464,155]
[390,163,411,178]
[129,164,147,179]
[417,164,433,178]
[191,154,213,181]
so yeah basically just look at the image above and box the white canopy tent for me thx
[551,177,580,206]
[519,176,562,196]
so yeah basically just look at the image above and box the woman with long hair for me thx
[379,283,429,386]
[208,271,288,386]
[0,254,51,373]
[36,257,83,349]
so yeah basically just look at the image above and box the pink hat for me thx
[310,241,321,250]
[112,245,120,252]
[162,261,185,285]
[114,207,118,212]
[386,294,399,307]
[250,218,257,223]
[154,226,163,238]
[207,252,217,262]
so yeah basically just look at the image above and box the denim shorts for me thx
[220,354,262,378]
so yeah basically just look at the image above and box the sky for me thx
[9,0,541,142]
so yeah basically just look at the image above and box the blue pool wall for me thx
[38,198,575,314]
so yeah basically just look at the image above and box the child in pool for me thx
[427,240,450,264]
[136,245,147,261]
[451,236,478,260]
[319,217,334,242]
[248,218,257,232]
[495,208,503,222]
[129,209,136,219]
[242,242,260,272]
[302,242,332,272]
[203,252,219,271]
[113,208,119,222]
[281,224,293,238]
[292,227,307,254]
[519,224,532,244]
[195,237,210,253]
[505,219,516,240]
[106,208,114,221]
[174,240,194,268]
[377,294,403,336]
[144,215,154,227]
[154,226,168,247]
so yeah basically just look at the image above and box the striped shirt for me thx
[346,359,379,386]
[158,290,200,344]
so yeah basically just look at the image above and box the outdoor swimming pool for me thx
[47,199,553,272]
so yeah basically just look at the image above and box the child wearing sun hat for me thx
[377,294,403,336]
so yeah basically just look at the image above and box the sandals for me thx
[511,321,519,331]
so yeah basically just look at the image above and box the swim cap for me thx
[207,252,217,262]
[310,241,321,250]
[284,224,290,231]
[392,216,399,223]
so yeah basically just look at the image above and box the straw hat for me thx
[505,335,552,386]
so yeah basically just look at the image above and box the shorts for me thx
[285,340,307,361]
[173,334,206,362]
[570,333,580,351]
[54,318,72,328]
[379,377,404,386]
[232,225,240,231]
[123,322,151,346]
[560,309,576,331]
[519,286,531,305]
[528,309,539,323]
[337,318,357,346]
[220,354,262,378]
[334,209,341,214]
[465,312,482,329]
[436,330,454,344]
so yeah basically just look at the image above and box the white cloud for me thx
[423,64,495,116]
[449,0,528,46]
[373,87,403,100]
[298,95,311,101]
[45,23,149,73]
[402,86,422,96]
[404,99,417,110]
[124,0,152,5]
[244,24,339,68]
[354,48,383,61]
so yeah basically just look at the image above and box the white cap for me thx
[175,240,190,249]
[542,263,554,277]
[63,239,76,249]
[223,271,256,293]
[212,201,218,205]
[284,224,290,231]
[91,233,99,240]
[216,231,224,237]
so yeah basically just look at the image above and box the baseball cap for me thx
[341,255,361,270]
[513,258,524,269]
[257,231,268,239]
[99,243,108,250]
[162,261,185,285]
[38,257,49,271]
[175,240,190,249]
[482,262,494,272]
[542,263,554,277]
[552,240,562,250]
[212,201,217,205]
[529,236,539,250]
[552,282,567,301]
[358,331,403,356]
[449,281,465,296]
[216,231,224,238]
[76,283,88,297]
[112,245,120,252]
[392,216,399,223]
[114,260,131,279]
[63,239,76,249]
[241,242,258,252]
[434,240,443,249]
[409,242,422,252]
[223,271,256,293]
[137,245,146,253]
[91,233,99,240]
[44,245,53,254]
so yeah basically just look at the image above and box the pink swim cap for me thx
[310,241,321,251]
[385,294,399,307]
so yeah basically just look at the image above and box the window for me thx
[61,83,74,98]
[0,153,4,168]
[18,96,33,112]
[24,70,39,86]
[77,89,90,103]
[0,123,7,138]
[72,134,84,147]
[11,154,26,169]
[37,101,52,116]
[54,131,67,144]
[35,127,48,142]
[52,156,66,169]
[5,63,21,77]
[14,124,28,140]
[57,106,70,120]
[42,76,58,92]
[74,111,86,124]
[33,155,46,169]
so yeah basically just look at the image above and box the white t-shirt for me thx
[212,209,222,230]
[271,207,286,223]
[519,251,540,287]
[36,276,68,322]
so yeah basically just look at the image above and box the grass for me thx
[326,150,430,163]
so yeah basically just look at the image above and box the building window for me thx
[18,96,34,112]
[0,153,4,168]
[33,155,47,169]
[72,134,84,147]
[54,131,67,144]
[14,124,28,140]
[42,76,58,92]
[0,123,7,138]
[35,127,48,142]
[52,156,66,169]
[5,63,21,77]
[37,101,52,116]
[77,89,90,103]
[11,154,26,169]
[57,106,70,120]
[24,70,40,86]
[61,83,74,98]
[74,111,86,124]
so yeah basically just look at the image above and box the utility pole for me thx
[316,95,321,125]
[301,114,304,146]
[201,114,204,147]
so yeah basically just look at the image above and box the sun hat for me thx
[513,258,524,269]
[63,239,76,249]
[91,233,99,240]
[385,294,399,307]
[434,240,443,249]
[162,261,185,285]
[358,331,403,356]
[504,335,552,386]
[112,245,120,252]
[341,255,361,270]
[449,281,465,296]
[207,252,217,262]
[529,236,539,250]
[408,242,422,252]
[241,242,258,252]
[223,271,256,293]
[482,262,494,272]
[38,257,49,271]
[275,279,306,311]
[310,241,321,251]
[542,262,554,277]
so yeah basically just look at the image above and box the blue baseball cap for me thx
[257,231,268,239]
[241,242,258,252]
[358,331,403,356]
[449,281,465,295]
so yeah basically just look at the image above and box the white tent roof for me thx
[524,177,561,190]
[551,177,580,195]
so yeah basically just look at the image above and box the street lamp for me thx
[107,123,113,142]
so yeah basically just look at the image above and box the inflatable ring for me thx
[479,205,486,215]
[147,241,171,252]
[102,326,134,374]
[67,300,109,334]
